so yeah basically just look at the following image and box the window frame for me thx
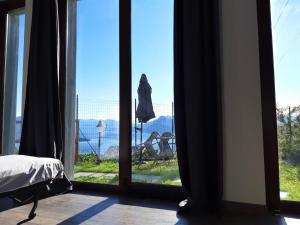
[72,0,185,200]
[257,0,300,214]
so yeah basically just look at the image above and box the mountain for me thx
[78,116,174,137]
[78,119,119,140]
[14,116,175,145]
[142,116,174,134]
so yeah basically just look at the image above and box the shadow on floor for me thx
[1,191,298,225]
[57,197,119,225]
[55,192,292,225]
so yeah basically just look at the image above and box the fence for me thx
[75,96,176,161]
[13,96,176,159]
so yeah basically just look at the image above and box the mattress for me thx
[0,155,64,194]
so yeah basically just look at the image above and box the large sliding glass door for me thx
[72,0,182,190]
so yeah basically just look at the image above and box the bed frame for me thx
[0,175,72,224]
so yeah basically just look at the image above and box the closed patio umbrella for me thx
[136,74,155,161]
[136,74,155,123]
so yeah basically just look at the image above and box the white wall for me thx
[221,0,266,205]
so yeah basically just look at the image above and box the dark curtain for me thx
[19,0,63,159]
[174,0,223,213]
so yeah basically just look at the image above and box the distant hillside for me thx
[78,119,119,140]
[14,115,175,143]
[142,116,174,134]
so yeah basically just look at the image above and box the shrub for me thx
[79,153,97,163]
[286,149,300,166]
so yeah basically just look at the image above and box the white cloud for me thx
[276,95,300,108]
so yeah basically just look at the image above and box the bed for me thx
[0,155,72,223]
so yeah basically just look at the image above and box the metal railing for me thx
[14,96,177,160]
[74,96,176,161]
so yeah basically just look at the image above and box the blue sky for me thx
[16,0,300,116]
[16,0,174,119]
[76,0,174,118]
[271,0,300,107]
[16,15,25,117]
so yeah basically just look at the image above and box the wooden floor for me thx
[0,191,299,225]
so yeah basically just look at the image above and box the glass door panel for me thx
[131,0,181,186]
[74,0,119,185]
[15,14,25,153]
[271,0,300,201]
[2,13,25,155]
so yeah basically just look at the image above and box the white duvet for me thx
[0,155,64,194]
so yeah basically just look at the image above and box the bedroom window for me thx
[2,12,25,155]
[271,0,300,202]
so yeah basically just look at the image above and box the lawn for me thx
[74,154,181,186]
[74,154,300,193]
[75,175,119,185]
[279,162,300,201]
[74,160,119,173]
[132,160,181,185]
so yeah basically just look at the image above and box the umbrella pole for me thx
[139,122,143,163]
[135,99,137,148]
[172,101,174,153]
[141,122,143,145]
[97,132,101,163]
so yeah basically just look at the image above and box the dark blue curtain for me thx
[19,0,63,159]
[174,0,223,214]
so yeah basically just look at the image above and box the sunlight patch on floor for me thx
[284,217,300,225]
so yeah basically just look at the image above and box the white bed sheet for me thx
[0,155,64,194]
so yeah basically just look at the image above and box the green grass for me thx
[74,155,181,186]
[131,178,181,186]
[74,160,119,173]
[74,175,119,185]
[280,162,300,201]
[132,160,181,185]
[75,154,300,189]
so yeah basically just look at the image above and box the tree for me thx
[277,105,300,160]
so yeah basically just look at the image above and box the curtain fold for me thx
[174,0,222,213]
[19,0,63,159]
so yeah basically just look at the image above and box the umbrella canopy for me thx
[136,74,155,123]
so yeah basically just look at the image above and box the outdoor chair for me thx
[134,131,160,162]
[158,132,175,160]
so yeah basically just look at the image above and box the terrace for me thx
[71,98,181,186]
